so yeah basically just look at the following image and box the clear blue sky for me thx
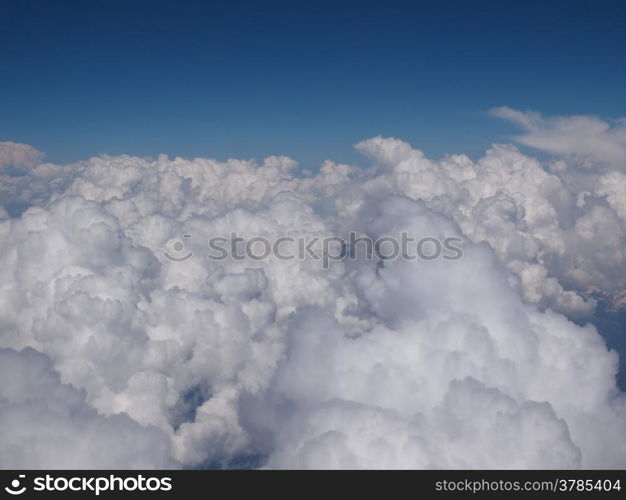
[1,0,624,169]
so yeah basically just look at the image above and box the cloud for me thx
[263,379,584,469]
[355,136,626,317]
[0,141,44,172]
[1,120,626,468]
[246,197,625,468]
[0,348,173,469]
[490,107,626,169]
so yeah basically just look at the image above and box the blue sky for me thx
[1,0,624,169]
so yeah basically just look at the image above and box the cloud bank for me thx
[1,109,626,468]
[0,348,172,468]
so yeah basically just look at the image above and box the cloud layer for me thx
[0,348,173,468]
[1,110,626,468]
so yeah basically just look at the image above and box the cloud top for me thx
[1,112,626,468]
[0,141,44,172]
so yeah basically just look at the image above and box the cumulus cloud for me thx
[1,115,626,469]
[245,198,625,468]
[0,141,44,172]
[490,107,626,169]
[0,348,172,469]
[354,136,626,317]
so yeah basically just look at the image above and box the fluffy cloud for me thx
[246,198,625,468]
[0,348,172,469]
[0,141,44,172]
[354,137,626,317]
[1,114,626,469]
[490,107,626,169]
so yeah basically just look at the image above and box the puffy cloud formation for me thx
[0,141,44,172]
[251,199,624,468]
[1,113,626,469]
[0,348,172,468]
[352,137,626,317]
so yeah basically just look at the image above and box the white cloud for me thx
[0,348,173,469]
[490,107,626,169]
[0,141,44,172]
[1,120,626,468]
[249,197,625,468]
